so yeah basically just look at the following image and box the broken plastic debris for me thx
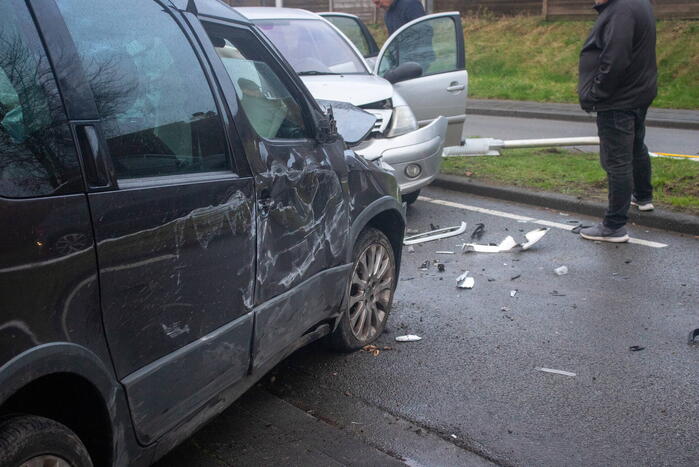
[510,290,517,297]
[520,228,550,250]
[462,228,549,253]
[437,263,446,273]
[554,266,568,276]
[406,228,419,235]
[436,251,455,255]
[362,344,381,356]
[418,261,430,271]
[629,346,645,352]
[450,434,457,439]
[470,223,485,240]
[407,245,415,253]
[536,367,576,377]
[510,274,521,281]
[456,271,475,289]
[395,335,422,342]
[403,222,467,245]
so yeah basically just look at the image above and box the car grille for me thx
[366,109,392,134]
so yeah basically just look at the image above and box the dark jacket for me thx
[578,0,657,112]
[385,0,425,35]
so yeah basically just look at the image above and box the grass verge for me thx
[368,17,699,109]
[441,148,699,215]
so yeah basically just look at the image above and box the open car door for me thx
[319,12,380,60]
[374,12,467,146]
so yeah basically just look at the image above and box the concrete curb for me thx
[466,107,699,131]
[432,174,699,236]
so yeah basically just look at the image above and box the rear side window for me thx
[56,0,230,180]
[0,0,82,198]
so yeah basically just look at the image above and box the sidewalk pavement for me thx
[466,98,699,130]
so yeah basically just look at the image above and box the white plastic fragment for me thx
[536,367,576,377]
[456,271,475,289]
[497,235,518,251]
[407,245,415,253]
[521,228,550,250]
[510,290,517,297]
[395,335,422,342]
[554,266,569,276]
[436,251,455,254]
[404,222,467,245]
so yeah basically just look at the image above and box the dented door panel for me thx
[91,179,255,379]
[253,139,350,304]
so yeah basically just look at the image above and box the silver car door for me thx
[374,12,467,146]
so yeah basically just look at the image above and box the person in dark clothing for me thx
[577,0,657,243]
[372,0,425,35]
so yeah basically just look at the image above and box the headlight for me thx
[386,105,418,138]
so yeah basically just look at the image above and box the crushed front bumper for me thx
[353,116,447,194]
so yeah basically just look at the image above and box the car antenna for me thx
[186,0,198,14]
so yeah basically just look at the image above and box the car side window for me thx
[378,16,459,77]
[204,24,308,140]
[56,0,230,180]
[326,17,370,57]
[0,0,82,198]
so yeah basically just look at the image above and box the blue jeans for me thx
[596,108,653,229]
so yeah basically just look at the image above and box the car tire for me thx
[328,227,396,352]
[402,190,420,205]
[0,415,93,467]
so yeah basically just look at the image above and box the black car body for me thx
[0,0,404,465]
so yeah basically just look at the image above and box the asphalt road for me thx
[159,187,698,466]
[462,114,699,156]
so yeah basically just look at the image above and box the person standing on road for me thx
[577,0,657,243]
[372,0,426,35]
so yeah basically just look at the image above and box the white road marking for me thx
[420,196,668,249]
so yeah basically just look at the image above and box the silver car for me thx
[238,7,468,203]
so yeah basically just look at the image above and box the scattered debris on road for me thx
[470,223,485,240]
[629,346,645,352]
[510,274,521,281]
[462,228,550,253]
[520,228,550,250]
[419,261,430,271]
[395,335,422,342]
[362,344,394,356]
[436,251,455,255]
[554,266,569,276]
[437,263,446,273]
[510,290,518,297]
[536,367,576,377]
[456,271,475,289]
[407,245,415,253]
[688,328,699,345]
[550,290,566,296]
[406,228,419,235]
[404,222,468,245]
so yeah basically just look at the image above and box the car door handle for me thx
[446,83,466,92]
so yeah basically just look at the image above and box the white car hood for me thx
[300,74,393,107]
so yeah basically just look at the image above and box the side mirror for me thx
[382,62,423,84]
[314,102,339,144]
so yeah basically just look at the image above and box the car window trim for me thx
[117,170,245,190]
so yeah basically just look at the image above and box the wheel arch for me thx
[349,196,406,280]
[0,343,126,466]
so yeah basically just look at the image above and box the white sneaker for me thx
[631,196,654,211]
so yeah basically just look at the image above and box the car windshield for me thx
[255,19,368,75]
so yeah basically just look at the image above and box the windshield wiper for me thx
[298,71,342,76]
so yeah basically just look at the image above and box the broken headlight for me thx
[386,105,418,138]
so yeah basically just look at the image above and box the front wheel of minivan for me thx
[328,228,396,351]
[0,415,93,467]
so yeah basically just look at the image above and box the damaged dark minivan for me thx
[0,0,404,465]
